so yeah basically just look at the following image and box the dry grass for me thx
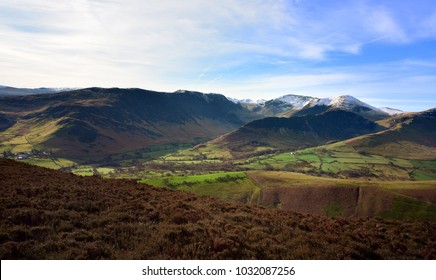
[0,159,435,259]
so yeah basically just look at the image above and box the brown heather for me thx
[0,159,435,259]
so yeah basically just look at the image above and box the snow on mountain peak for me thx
[276,94,316,109]
[227,93,404,116]
[228,97,266,105]
[314,95,380,111]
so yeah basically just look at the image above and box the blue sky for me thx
[1,0,436,111]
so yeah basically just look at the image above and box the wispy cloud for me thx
[0,0,435,110]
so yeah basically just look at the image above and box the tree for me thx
[2,150,14,158]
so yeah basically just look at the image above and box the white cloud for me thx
[365,7,408,43]
[0,0,435,112]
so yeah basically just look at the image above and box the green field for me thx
[12,139,436,183]
[233,147,436,181]
[22,157,75,170]
[140,172,261,204]
[4,127,436,222]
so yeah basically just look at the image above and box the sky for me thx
[1,0,436,111]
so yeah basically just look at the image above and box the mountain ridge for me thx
[201,109,384,159]
[231,93,402,120]
[0,86,77,97]
[344,107,436,160]
[0,87,260,157]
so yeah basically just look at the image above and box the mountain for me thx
[1,158,434,259]
[256,94,316,117]
[232,94,316,117]
[228,97,266,104]
[344,108,436,160]
[0,86,76,97]
[0,87,259,157]
[292,95,391,121]
[203,110,384,159]
[230,94,400,120]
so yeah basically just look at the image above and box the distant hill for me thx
[344,108,436,160]
[0,86,75,97]
[0,88,259,157]
[206,110,384,159]
[1,158,434,259]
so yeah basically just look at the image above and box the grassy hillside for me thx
[141,172,261,204]
[0,88,259,157]
[345,108,436,160]
[142,141,436,182]
[146,108,436,181]
[1,159,435,259]
[247,171,436,220]
[202,110,383,159]
[138,168,436,221]
[237,146,436,180]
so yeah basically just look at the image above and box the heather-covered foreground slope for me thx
[0,159,435,259]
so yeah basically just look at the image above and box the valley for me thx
[3,0,436,264]
[1,87,435,225]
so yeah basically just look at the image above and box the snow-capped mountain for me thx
[309,95,379,111]
[228,93,404,121]
[275,94,317,109]
[228,97,266,105]
[294,95,393,121]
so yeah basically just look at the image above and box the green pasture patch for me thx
[389,158,413,168]
[320,162,349,173]
[329,151,360,158]
[141,172,245,186]
[320,157,337,163]
[297,154,321,162]
[96,167,115,175]
[72,166,95,176]
[412,160,436,170]
[269,153,300,163]
[22,157,75,170]
[378,196,436,221]
[140,172,260,203]
[193,143,233,160]
[22,158,61,169]
[368,165,410,180]
[331,154,389,164]
[239,160,265,170]
[411,170,436,181]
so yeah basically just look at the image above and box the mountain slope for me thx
[231,94,399,120]
[343,108,436,160]
[251,94,316,117]
[0,88,259,157]
[202,110,384,159]
[292,95,390,121]
[1,158,434,259]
